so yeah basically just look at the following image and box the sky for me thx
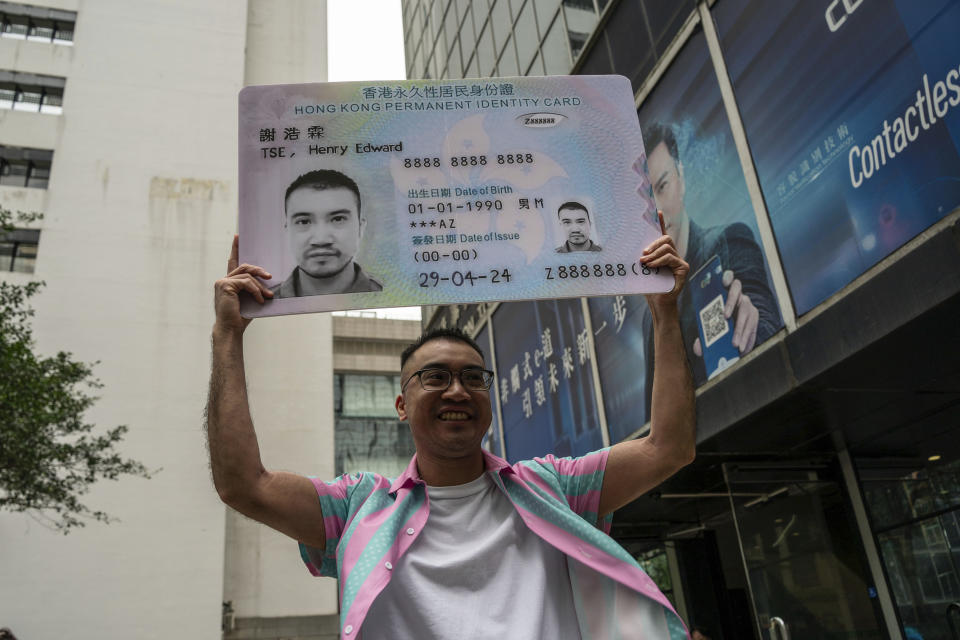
[327,0,418,320]
[327,0,407,83]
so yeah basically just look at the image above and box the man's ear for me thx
[358,215,367,239]
[395,393,407,421]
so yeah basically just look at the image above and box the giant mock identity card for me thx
[238,75,672,317]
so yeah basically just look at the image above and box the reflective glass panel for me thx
[514,0,539,75]
[541,10,572,75]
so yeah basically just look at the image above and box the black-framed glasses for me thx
[401,367,495,392]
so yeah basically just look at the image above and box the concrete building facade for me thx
[0,2,375,638]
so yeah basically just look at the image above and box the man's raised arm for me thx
[205,236,326,549]
[598,223,696,517]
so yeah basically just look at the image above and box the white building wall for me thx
[221,0,338,623]
[226,312,339,620]
[0,0,335,637]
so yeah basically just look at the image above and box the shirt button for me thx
[345,624,354,634]
[406,527,415,535]
[385,561,393,570]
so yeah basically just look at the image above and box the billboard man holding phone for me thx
[643,122,780,387]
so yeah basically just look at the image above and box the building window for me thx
[0,2,76,44]
[0,71,65,114]
[334,373,414,477]
[0,228,40,273]
[0,146,53,189]
[335,373,402,418]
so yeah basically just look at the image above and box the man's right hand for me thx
[214,235,273,334]
[207,235,326,551]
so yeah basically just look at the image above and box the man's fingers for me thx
[742,300,759,353]
[228,235,240,274]
[643,252,690,295]
[693,338,702,357]
[240,273,274,301]
[227,237,273,280]
[643,252,684,269]
[640,243,675,263]
[228,263,272,280]
[658,210,666,235]
[731,296,757,352]
[640,236,680,262]
[724,278,742,318]
[733,297,750,349]
[642,234,676,256]
[236,274,270,304]
[642,244,687,271]
[642,224,690,303]
[215,238,262,334]
[722,269,734,288]
[219,273,274,305]
[217,275,260,304]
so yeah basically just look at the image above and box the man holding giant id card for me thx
[207,76,695,639]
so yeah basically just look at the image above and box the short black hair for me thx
[557,201,590,219]
[400,327,485,370]
[643,122,680,164]
[284,169,362,216]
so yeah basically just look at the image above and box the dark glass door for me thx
[724,463,886,639]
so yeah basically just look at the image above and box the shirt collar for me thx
[292,263,362,296]
[565,239,598,251]
[388,448,512,495]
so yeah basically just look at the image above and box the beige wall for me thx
[0,108,60,149]
[244,0,328,86]
[333,316,421,373]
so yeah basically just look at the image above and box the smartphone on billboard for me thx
[690,255,739,380]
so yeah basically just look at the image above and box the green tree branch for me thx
[0,206,152,533]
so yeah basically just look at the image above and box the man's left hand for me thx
[720,269,759,353]
[641,213,689,307]
[693,269,759,356]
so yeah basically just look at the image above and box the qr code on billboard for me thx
[699,295,728,348]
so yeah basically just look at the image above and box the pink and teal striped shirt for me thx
[300,448,688,639]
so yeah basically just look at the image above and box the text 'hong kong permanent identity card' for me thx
[238,75,673,317]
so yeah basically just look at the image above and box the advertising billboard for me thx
[492,299,603,461]
[591,25,784,442]
[714,0,960,313]
[476,321,504,457]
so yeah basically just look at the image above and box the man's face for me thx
[396,339,492,461]
[285,186,364,278]
[647,142,688,241]
[559,206,591,248]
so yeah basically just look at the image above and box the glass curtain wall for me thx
[404,0,580,80]
[861,459,960,640]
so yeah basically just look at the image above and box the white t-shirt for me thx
[361,472,583,639]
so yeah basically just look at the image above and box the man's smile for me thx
[438,409,472,421]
